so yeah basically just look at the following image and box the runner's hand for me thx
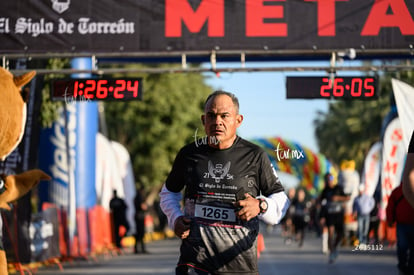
[235,193,260,221]
[174,216,191,239]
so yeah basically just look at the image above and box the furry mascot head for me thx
[0,66,51,274]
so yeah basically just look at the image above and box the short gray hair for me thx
[204,90,240,113]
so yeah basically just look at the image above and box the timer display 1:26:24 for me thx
[51,78,143,101]
[73,79,139,99]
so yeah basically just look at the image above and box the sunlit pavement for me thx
[32,226,398,275]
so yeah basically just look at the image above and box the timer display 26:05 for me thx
[286,76,378,99]
[319,77,375,98]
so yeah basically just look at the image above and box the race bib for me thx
[194,204,237,222]
[327,203,342,214]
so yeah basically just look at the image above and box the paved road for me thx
[32,227,398,275]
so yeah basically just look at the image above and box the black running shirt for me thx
[165,136,284,274]
[320,185,346,215]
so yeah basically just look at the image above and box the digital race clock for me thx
[286,76,378,99]
[51,78,143,101]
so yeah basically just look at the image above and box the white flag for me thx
[95,133,124,211]
[379,117,406,220]
[361,141,382,197]
[392,79,414,151]
[111,141,137,235]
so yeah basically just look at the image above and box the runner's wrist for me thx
[258,198,268,214]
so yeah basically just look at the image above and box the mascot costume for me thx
[0,66,51,274]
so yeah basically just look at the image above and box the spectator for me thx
[109,189,129,249]
[386,184,414,275]
[368,199,380,244]
[134,187,149,254]
[352,185,375,245]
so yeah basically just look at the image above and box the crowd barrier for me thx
[5,203,127,274]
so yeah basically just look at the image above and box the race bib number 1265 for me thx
[194,204,236,222]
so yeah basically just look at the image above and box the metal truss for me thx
[2,49,413,75]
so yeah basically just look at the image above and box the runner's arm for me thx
[258,191,290,225]
[159,184,184,230]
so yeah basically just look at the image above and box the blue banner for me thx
[38,104,77,210]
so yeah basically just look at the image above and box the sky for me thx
[202,61,331,154]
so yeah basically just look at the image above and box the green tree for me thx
[39,58,69,128]
[104,65,212,191]
[314,69,414,172]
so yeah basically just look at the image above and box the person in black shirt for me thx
[319,172,350,263]
[160,91,290,275]
[134,187,149,254]
[109,189,129,249]
[281,188,296,245]
[368,199,380,244]
[292,188,308,247]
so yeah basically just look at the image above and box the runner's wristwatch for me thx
[258,198,268,214]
